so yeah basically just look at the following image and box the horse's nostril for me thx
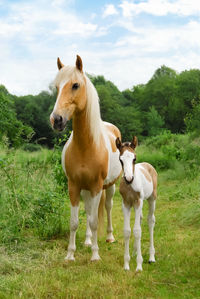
[54,115,63,124]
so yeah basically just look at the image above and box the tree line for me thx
[0,65,200,148]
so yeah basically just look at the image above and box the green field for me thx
[0,135,200,298]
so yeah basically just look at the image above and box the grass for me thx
[0,143,200,298]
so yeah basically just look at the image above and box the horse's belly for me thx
[103,150,122,188]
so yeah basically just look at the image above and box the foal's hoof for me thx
[136,266,143,272]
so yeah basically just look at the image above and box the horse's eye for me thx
[72,83,80,90]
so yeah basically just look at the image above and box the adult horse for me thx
[50,55,122,261]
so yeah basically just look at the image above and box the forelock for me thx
[53,65,85,87]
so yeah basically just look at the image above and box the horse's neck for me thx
[72,108,98,149]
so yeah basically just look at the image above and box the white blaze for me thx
[120,150,135,182]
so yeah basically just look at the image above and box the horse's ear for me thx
[130,136,138,149]
[116,137,122,150]
[57,57,64,70]
[76,55,83,72]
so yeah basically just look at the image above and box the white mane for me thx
[85,75,102,146]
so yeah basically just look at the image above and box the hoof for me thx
[149,260,156,264]
[64,252,75,261]
[84,241,92,247]
[136,266,143,272]
[64,256,75,262]
[124,264,130,271]
[106,238,115,243]
[91,255,101,261]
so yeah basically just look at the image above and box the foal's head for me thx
[116,136,138,184]
[50,55,87,131]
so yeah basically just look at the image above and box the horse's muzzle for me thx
[124,176,134,185]
[50,113,67,132]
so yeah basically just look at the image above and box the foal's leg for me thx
[147,196,156,263]
[90,191,102,261]
[133,200,143,271]
[105,184,115,243]
[122,202,131,270]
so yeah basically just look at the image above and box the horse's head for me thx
[116,136,138,184]
[50,55,87,131]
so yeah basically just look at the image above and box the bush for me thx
[21,143,42,152]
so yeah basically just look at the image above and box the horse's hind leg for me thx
[90,191,102,261]
[147,196,156,263]
[105,184,115,243]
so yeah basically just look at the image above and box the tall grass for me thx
[0,145,69,245]
[0,133,200,298]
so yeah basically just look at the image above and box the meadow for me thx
[0,132,200,298]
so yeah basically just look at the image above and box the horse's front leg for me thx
[81,190,92,247]
[65,182,80,261]
[122,202,131,270]
[89,190,102,261]
[105,184,115,243]
[133,199,143,271]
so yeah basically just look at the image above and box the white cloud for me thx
[119,0,200,17]
[103,4,118,18]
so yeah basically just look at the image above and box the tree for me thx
[0,85,33,147]
[146,106,164,136]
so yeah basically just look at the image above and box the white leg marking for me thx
[84,193,92,247]
[89,191,102,261]
[65,204,79,261]
[122,202,131,270]
[105,185,115,243]
[148,197,156,263]
[133,200,143,272]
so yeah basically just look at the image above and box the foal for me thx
[116,136,157,271]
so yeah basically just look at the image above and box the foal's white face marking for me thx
[120,150,136,183]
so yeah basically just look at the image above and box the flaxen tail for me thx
[98,190,105,236]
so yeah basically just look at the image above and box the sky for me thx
[1,0,200,95]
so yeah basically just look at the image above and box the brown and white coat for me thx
[116,136,157,271]
[50,56,122,261]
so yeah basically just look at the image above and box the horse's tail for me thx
[98,190,105,236]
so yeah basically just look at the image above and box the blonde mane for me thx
[85,75,102,146]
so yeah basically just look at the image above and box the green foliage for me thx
[185,99,200,135]
[146,106,164,136]
[14,90,57,147]
[0,85,33,147]
[0,147,69,244]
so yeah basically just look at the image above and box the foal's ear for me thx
[116,137,122,150]
[57,57,64,70]
[76,55,83,72]
[130,136,138,149]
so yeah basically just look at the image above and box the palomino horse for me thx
[116,136,157,271]
[50,55,122,261]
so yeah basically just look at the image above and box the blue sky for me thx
[1,0,200,95]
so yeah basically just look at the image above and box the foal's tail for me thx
[98,190,105,236]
